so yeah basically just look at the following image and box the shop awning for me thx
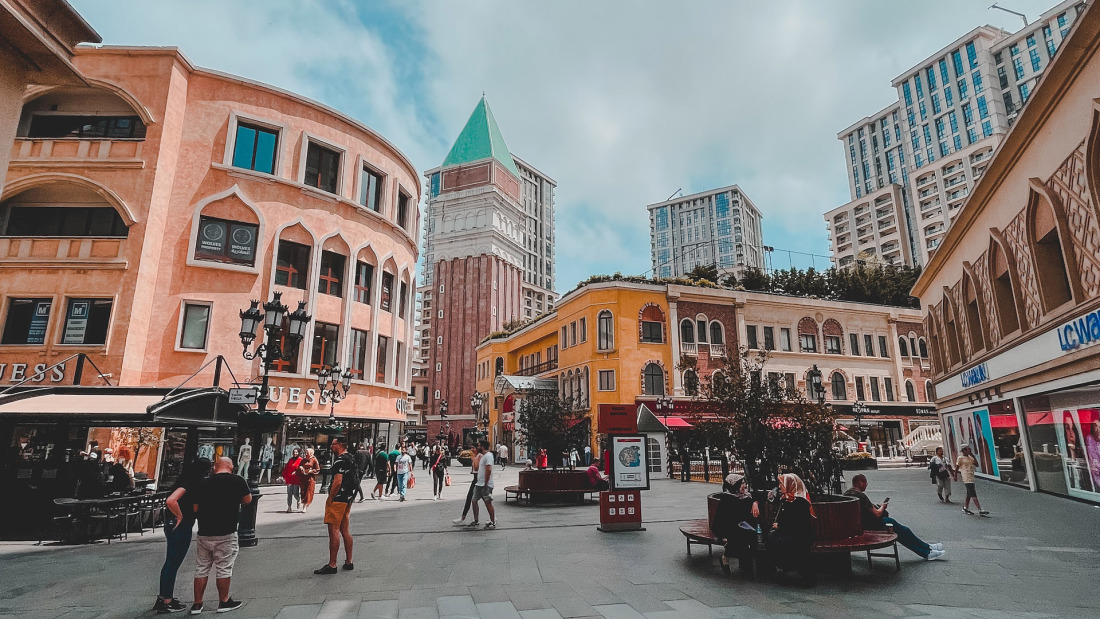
[662,416,694,429]
[0,386,244,425]
[565,416,589,430]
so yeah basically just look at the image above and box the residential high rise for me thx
[826,0,1087,268]
[417,97,556,443]
[648,185,765,279]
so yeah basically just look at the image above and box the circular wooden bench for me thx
[679,517,900,572]
[504,484,597,504]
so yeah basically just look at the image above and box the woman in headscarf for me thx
[281,447,303,513]
[712,473,761,576]
[766,473,816,583]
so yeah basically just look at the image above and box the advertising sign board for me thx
[598,404,637,434]
[609,434,649,491]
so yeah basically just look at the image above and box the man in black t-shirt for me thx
[191,457,251,614]
[315,438,356,575]
[845,474,945,561]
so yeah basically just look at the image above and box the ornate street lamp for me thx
[807,364,825,404]
[316,363,353,430]
[237,291,310,547]
[852,400,869,442]
[470,391,488,444]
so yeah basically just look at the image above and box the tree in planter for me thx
[516,389,587,471]
[699,347,841,495]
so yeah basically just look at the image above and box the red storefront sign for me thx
[598,404,637,434]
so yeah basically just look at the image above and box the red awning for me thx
[662,416,694,429]
[565,417,589,430]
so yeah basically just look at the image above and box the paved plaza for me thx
[1,468,1098,619]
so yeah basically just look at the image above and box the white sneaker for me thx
[452,518,466,526]
[927,549,947,561]
[930,543,944,551]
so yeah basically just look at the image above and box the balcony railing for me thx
[709,344,726,358]
[682,342,698,356]
[515,358,558,377]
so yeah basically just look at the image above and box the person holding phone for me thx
[845,474,946,561]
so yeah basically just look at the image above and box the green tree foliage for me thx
[516,389,588,471]
[698,349,841,494]
[725,264,921,308]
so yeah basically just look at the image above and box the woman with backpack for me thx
[929,447,953,503]
[430,446,449,500]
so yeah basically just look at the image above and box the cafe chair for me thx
[89,501,123,544]
[40,498,78,545]
[121,497,144,538]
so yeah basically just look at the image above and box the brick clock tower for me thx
[418,97,556,446]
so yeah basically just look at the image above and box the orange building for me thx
[0,46,420,501]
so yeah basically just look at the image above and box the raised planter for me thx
[518,469,591,491]
[840,458,878,471]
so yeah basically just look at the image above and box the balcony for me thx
[515,358,559,377]
[11,138,145,168]
[709,344,726,358]
[916,174,937,188]
[682,342,698,356]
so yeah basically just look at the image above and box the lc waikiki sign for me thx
[960,363,990,388]
[1057,309,1100,353]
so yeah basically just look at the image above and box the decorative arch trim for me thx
[797,316,818,335]
[988,228,1030,332]
[185,184,266,275]
[960,260,990,352]
[1086,99,1100,221]
[640,359,668,396]
[1025,177,1084,309]
[22,78,157,125]
[2,172,138,225]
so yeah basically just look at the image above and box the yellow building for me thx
[475,281,671,460]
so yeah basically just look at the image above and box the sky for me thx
[70,0,1065,293]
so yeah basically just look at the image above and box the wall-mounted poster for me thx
[1055,407,1098,495]
[942,408,1000,480]
[610,435,649,490]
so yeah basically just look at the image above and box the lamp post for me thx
[316,364,353,427]
[438,399,449,448]
[237,291,310,547]
[852,400,868,444]
[654,395,674,478]
[807,364,825,404]
[470,391,487,445]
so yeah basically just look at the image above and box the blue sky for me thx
[71,0,1065,292]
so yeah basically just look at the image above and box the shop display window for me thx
[1021,384,1100,499]
[943,401,1029,486]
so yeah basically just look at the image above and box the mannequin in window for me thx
[260,437,275,483]
[237,438,252,476]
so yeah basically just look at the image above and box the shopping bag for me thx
[408,473,416,489]
[445,473,452,486]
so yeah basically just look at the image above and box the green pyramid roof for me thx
[441,97,520,178]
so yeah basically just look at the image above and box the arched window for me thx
[0,184,129,238]
[597,310,614,350]
[918,337,928,358]
[830,372,847,400]
[990,236,1021,335]
[643,363,665,396]
[566,369,575,401]
[680,318,695,344]
[898,337,910,357]
[925,380,934,401]
[943,296,963,367]
[495,357,504,376]
[709,321,724,345]
[1028,186,1075,313]
[963,271,985,354]
[646,437,662,473]
[905,380,916,402]
[696,314,709,344]
[639,304,665,343]
[581,367,590,406]
[683,369,699,396]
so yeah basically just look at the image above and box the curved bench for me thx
[679,518,900,572]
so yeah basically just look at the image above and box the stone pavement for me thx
[1,466,1098,618]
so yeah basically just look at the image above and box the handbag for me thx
[445,473,452,486]
[408,473,416,489]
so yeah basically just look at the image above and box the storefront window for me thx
[1,298,52,345]
[1021,384,1100,498]
[61,298,112,345]
[943,400,1029,487]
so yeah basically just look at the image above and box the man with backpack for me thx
[315,438,357,575]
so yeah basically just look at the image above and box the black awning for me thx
[148,388,246,427]
[0,386,244,426]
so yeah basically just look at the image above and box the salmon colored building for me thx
[0,46,420,504]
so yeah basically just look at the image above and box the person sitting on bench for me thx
[586,461,610,490]
[766,473,815,583]
[713,473,760,576]
[845,474,946,561]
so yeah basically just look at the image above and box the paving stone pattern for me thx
[0,468,1097,618]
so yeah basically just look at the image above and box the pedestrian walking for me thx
[371,443,390,500]
[281,448,303,513]
[451,447,482,526]
[680,447,691,482]
[584,444,592,467]
[955,445,989,516]
[299,448,319,512]
[498,443,508,469]
[430,446,448,499]
[394,446,413,501]
[468,440,496,529]
[930,447,953,503]
[314,438,356,575]
[154,457,211,614]
[385,444,401,496]
[352,444,370,502]
[190,457,250,614]
[570,448,579,469]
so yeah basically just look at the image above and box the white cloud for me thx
[70,0,1067,288]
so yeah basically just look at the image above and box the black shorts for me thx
[376,471,388,485]
[964,482,978,498]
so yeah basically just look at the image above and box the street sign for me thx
[229,387,259,404]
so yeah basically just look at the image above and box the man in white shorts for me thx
[469,440,496,530]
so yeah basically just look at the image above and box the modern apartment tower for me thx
[826,0,1087,268]
[648,185,765,280]
[417,97,557,442]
